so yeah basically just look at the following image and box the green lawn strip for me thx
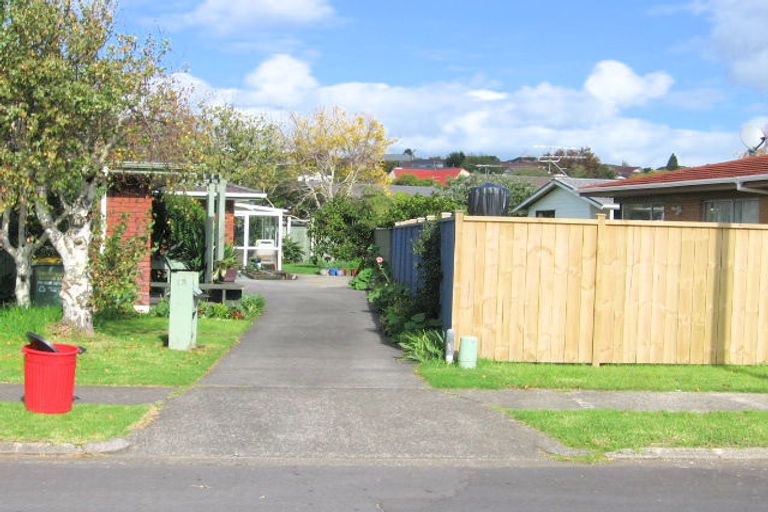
[282,263,322,275]
[508,409,768,455]
[418,359,768,393]
[0,315,252,386]
[284,260,361,275]
[0,402,151,444]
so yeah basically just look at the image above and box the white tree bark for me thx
[12,250,32,307]
[0,205,46,307]
[36,187,96,334]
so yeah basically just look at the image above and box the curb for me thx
[607,447,768,460]
[0,438,130,456]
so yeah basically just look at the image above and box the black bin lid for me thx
[26,332,58,352]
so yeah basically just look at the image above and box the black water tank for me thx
[468,184,511,216]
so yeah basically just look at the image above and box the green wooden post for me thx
[216,178,227,261]
[168,271,200,351]
[204,178,216,283]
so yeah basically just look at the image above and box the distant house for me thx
[579,155,768,223]
[605,164,644,179]
[389,167,469,185]
[513,177,619,219]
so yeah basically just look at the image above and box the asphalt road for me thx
[0,458,766,511]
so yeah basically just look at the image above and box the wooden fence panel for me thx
[448,215,768,365]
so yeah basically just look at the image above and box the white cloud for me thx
[171,0,334,34]
[585,60,674,108]
[243,54,318,106]
[691,0,768,89]
[177,55,738,167]
[467,89,508,101]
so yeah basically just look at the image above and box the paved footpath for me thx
[124,276,556,463]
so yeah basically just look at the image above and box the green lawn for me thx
[509,409,768,456]
[0,402,151,444]
[419,359,768,393]
[283,260,361,275]
[0,311,253,386]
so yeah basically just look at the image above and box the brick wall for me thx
[619,191,768,223]
[226,201,235,244]
[106,192,153,306]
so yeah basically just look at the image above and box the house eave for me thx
[580,173,768,196]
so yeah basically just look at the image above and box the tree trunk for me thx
[13,251,32,307]
[50,220,94,334]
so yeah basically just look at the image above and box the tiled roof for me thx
[582,155,768,191]
[391,168,466,185]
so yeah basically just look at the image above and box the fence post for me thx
[591,213,607,367]
[451,211,465,347]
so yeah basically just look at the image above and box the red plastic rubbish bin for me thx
[22,344,80,414]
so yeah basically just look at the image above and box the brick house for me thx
[579,155,768,223]
[104,163,265,308]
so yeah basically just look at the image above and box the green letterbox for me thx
[168,271,202,351]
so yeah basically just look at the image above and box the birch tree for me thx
[0,0,164,332]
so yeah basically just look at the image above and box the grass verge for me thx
[508,409,768,456]
[418,359,768,393]
[0,402,151,444]
[0,313,253,386]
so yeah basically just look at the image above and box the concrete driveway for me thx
[126,276,553,463]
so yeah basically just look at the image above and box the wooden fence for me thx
[387,212,768,365]
[449,212,768,365]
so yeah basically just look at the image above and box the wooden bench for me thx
[150,281,245,305]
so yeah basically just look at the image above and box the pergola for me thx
[233,202,286,270]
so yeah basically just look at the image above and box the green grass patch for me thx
[283,260,360,275]
[0,402,151,444]
[283,263,323,275]
[418,359,768,393]
[0,312,253,386]
[508,409,768,455]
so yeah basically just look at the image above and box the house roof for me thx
[181,182,266,200]
[581,155,768,194]
[514,177,619,212]
[390,167,467,185]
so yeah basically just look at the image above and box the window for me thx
[623,203,664,221]
[535,210,556,218]
[704,199,759,224]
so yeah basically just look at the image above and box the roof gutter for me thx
[579,173,768,195]
[736,180,768,196]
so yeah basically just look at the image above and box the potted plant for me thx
[212,245,238,282]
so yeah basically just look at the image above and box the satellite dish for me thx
[740,123,767,154]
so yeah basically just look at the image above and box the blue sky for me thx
[118,0,768,167]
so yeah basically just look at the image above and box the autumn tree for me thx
[197,104,286,197]
[287,107,394,210]
[0,0,166,332]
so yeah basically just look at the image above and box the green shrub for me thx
[89,214,150,316]
[153,194,207,272]
[149,299,170,318]
[397,329,444,362]
[349,268,374,290]
[197,302,230,319]
[282,237,304,264]
[235,294,266,320]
